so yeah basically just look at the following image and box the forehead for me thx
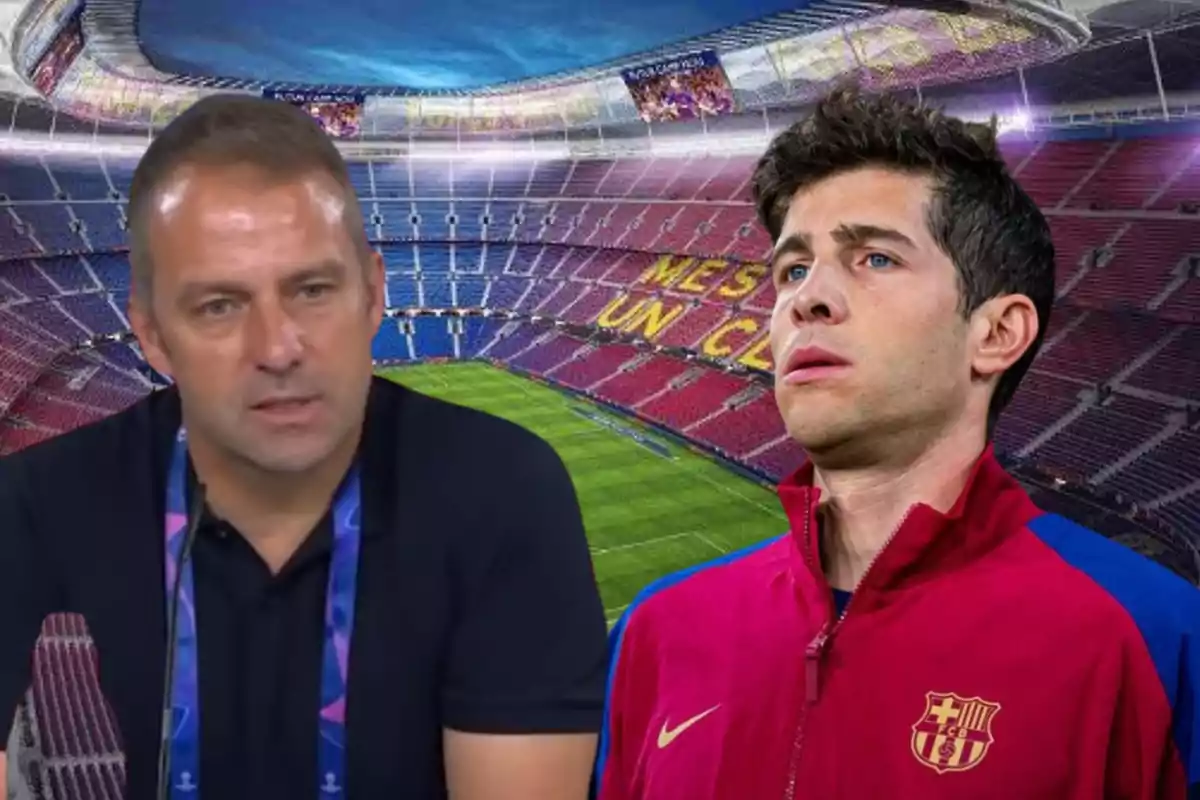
[781,166,935,243]
[151,163,346,228]
[144,164,355,281]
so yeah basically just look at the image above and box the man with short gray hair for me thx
[0,94,607,800]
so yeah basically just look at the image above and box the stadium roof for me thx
[920,16,1200,113]
[2,0,1092,133]
[1,0,1197,143]
[0,0,28,96]
[84,0,897,97]
[134,0,802,91]
[1064,0,1200,32]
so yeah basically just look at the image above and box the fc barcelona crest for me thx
[910,691,1000,774]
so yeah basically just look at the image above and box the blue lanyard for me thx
[163,428,363,798]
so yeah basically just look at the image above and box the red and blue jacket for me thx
[597,448,1199,799]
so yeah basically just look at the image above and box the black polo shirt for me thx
[0,377,608,799]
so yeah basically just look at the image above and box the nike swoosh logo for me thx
[657,704,721,748]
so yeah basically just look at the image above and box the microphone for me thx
[156,480,206,800]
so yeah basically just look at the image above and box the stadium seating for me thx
[2,137,1198,795]
[591,353,692,406]
[548,342,641,390]
[1,142,1197,507]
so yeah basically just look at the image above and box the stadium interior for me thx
[1,0,1198,795]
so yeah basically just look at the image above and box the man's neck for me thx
[187,428,361,573]
[814,422,986,591]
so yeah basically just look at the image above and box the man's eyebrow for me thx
[176,279,248,306]
[175,260,346,306]
[280,260,345,288]
[769,233,812,271]
[831,223,916,249]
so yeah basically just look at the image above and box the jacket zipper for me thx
[781,506,913,799]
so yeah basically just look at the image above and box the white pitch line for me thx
[590,530,694,556]
[670,452,784,518]
[693,531,728,555]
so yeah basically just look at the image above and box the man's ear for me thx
[968,293,1039,382]
[128,291,174,379]
[366,248,386,329]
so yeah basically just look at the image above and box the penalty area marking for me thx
[597,532,729,625]
[670,453,784,519]
[590,530,695,556]
[692,531,728,555]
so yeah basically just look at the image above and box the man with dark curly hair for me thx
[596,87,1199,800]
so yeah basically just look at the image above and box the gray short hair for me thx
[127,93,369,302]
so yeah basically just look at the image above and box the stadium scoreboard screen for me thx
[20,0,85,98]
[263,90,366,139]
[621,50,737,124]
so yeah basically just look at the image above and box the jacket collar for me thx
[777,445,1041,615]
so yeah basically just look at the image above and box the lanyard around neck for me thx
[162,428,363,798]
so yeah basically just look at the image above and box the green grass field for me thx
[379,361,787,625]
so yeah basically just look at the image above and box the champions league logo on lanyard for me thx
[161,427,364,799]
[321,772,343,795]
[175,772,196,793]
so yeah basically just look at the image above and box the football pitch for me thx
[379,362,788,625]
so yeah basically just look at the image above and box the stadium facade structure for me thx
[1,0,1199,797]
[18,0,1091,123]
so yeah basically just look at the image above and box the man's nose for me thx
[247,300,305,374]
[789,262,848,326]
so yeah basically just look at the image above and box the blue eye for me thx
[784,264,809,283]
[866,253,895,269]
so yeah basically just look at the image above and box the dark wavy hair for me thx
[752,86,1056,436]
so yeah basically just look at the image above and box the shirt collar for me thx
[777,445,1042,610]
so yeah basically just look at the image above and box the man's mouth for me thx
[249,395,322,422]
[252,396,317,410]
[781,347,850,384]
